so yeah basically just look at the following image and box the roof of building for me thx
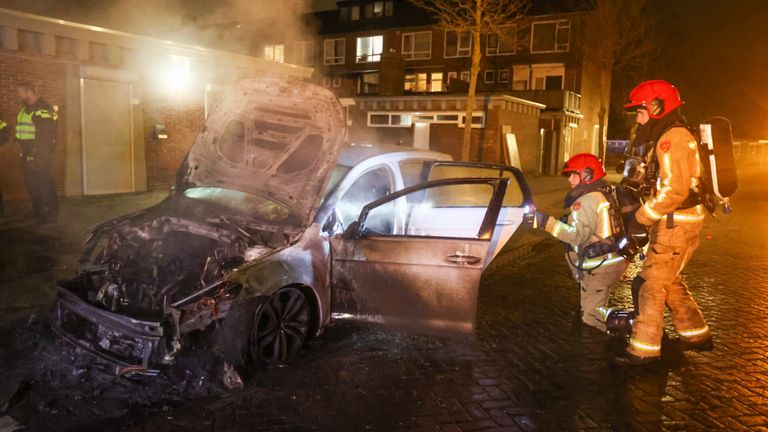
[315,0,593,35]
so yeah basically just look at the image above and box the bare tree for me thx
[410,0,529,161]
[578,0,656,160]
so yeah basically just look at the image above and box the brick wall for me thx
[0,52,67,199]
[141,85,205,191]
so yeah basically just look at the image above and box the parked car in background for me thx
[53,78,533,375]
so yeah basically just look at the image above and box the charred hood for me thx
[178,78,345,229]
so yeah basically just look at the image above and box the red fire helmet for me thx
[561,153,606,185]
[624,79,684,119]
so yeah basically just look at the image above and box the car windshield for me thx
[182,187,295,224]
[323,165,351,200]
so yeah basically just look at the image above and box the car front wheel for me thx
[249,287,310,365]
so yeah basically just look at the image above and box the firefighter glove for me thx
[532,211,549,230]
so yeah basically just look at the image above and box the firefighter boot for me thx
[677,336,714,352]
[614,350,660,366]
[605,310,634,337]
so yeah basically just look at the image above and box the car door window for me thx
[336,166,394,231]
[362,181,497,239]
[428,164,525,206]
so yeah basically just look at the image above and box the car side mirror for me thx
[342,221,361,240]
[322,211,340,235]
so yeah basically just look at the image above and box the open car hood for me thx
[179,78,345,228]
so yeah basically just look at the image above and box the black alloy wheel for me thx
[249,287,310,365]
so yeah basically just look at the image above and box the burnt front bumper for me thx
[52,286,173,374]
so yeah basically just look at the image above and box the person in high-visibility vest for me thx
[0,115,11,216]
[15,81,58,222]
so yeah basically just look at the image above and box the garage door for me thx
[82,78,133,195]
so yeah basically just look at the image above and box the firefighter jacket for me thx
[543,188,625,270]
[16,98,57,151]
[635,127,706,226]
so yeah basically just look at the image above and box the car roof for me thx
[337,142,451,167]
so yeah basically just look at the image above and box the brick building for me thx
[265,0,608,174]
[0,7,310,199]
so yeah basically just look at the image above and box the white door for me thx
[413,122,430,149]
[82,79,133,195]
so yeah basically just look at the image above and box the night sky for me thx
[0,0,766,138]
[617,0,768,139]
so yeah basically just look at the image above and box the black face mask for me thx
[564,178,608,208]
[633,109,686,149]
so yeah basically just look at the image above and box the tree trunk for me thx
[597,67,611,161]
[461,1,484,161]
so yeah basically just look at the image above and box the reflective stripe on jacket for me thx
[636,127,705,225]
[544,190,624,267]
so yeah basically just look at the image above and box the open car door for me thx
[330,177,512,334]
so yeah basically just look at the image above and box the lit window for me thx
[487,25,516,55]
[531,20,570,53]
[356,35,383,63]
[351,5,360,20]
[460,71,470,82]
[404,72,443,93]
[324,38,345,65]
[402,31,432,60]
[445,30,471,58]
[373,1,385,17]
[294,41,314,66]
[264,44,285,63]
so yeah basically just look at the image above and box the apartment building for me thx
[265,0,607,174]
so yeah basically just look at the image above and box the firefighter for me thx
[15,81,58,222]
[532,154,629,332]
[0,115,11,216]
[615,80,712,366]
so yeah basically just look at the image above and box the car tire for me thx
[249,287,310,365]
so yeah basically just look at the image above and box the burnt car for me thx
[53,78,533,375]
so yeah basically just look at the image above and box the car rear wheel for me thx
[249,287,310,365]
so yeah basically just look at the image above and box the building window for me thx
[487,25,516,55]
[531,20,570,53]
[324,38,345,65]
[339,6,349,20]
[498,69,510,83]
[404,72,444,93]
[294,41,313,66]
[460,70,470,82]
[356,35,383,63]
[402,31,432,60]
[484,70,495,83]
[445,30,471,58]
[512,65,530,90]
[531,64,565,90]
[264,44,285,63]
[351,5,360,20]
[385,1,394,16]
[358,71,380,95]
[332,77,342,88]
[323,77,331,87]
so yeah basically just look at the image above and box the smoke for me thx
[0,0,317,55]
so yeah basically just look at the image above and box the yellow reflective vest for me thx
[15,103,57,142]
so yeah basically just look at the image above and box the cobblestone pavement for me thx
[3,170,768,431]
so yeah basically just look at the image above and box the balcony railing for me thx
[508,90,581,114]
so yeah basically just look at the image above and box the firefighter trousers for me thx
[627,220,710,358]
[569,258,628,332]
